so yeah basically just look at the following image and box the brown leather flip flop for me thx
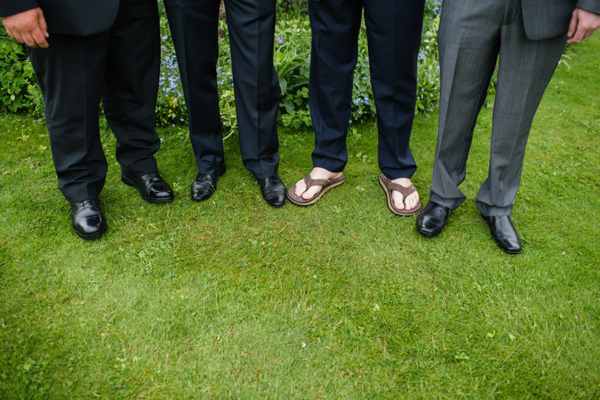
[287,173,345,206]
[379,174,421,216]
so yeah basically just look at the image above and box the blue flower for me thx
[277,38,285,44]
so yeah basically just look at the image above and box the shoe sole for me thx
[416,226,441,237]
[122,176,174,203]
[489,233,522,254]
[287,176,345,206]
[490,234,522,254]
[481,214,522,254]
[191,190,215,203]
[265,198,286,208]
[74,225,107,240]
[497,245,522,255]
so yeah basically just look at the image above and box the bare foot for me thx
[294,167,344,200]
[390,177,420,211]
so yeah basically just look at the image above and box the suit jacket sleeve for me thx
[2,0,121,36]
[576,0,600,14]
[523,0,600,40]
[0,0,40,17]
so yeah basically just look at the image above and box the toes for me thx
[302,185,321,200]
[389,177,419,212]
[294,180,306,197]
[391,189,419,211]
[404,192,420,211]
[392,191,405,210]
[293,179,320,200]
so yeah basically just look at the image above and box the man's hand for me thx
[2,8,49,48]
[568,8,600,44]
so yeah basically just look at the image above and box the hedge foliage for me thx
[1,1,443,133]
[0,28,41,115]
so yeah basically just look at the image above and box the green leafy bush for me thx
[277,0,308,14]
[425,0,442,18]
[155,1,445,132]
[416,16,440,113]
[273,12,441,129]
[155,17,187,128]
[276,0,441,17]
[1,1,444,133]
[0,28,40,113]
[156,19,237,132]
[273,17,311,129]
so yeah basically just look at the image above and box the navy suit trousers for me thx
[308,0,425,179]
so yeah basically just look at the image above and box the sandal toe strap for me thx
[304,173,332,188]
[387,182,416,198]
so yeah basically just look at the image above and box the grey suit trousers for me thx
[429,0,567,216]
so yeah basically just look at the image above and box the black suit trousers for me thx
[309,0,425,179]
[164,0,280,179]
[28,0,161,202]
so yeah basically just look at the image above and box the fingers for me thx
[3,26,16,41]
[33,11,49,48]
[3,25,25,45]
[567,10,584,44]
[19,30,36,47]
[568,26,587,44]
[11,30,37,48]
[568,8,600,44]
[570,26,594,43]
[1,8,49,48]
[567,11,578,38]
[29,25,49,48]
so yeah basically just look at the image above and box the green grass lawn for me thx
[1,36,599,398]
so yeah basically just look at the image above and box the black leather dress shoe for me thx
[258,175,286,208]
[484,215,522,254]
[122,171,174,203]
[191,174,219,202]
[70,199,107,240]
[416,201,452,237]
